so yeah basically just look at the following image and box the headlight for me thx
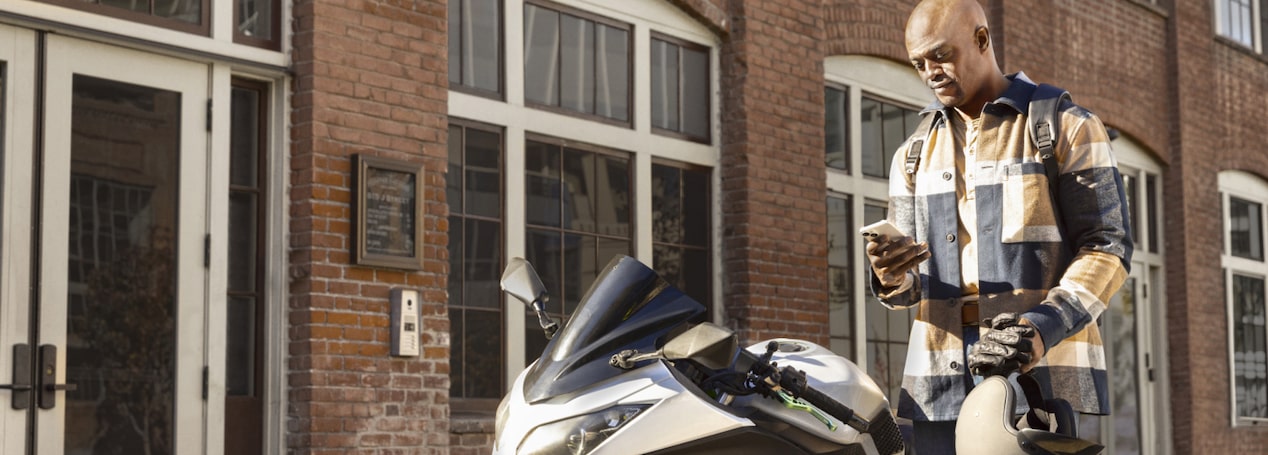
[518,404,649,455]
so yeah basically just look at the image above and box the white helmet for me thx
[955,374,1103,455]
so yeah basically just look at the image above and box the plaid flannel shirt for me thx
[873,73,1133,421]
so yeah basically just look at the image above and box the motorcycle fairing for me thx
[523,255,707,403]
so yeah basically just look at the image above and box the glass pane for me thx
[650,40,679,131]
[470,0,501,92]
[682,46,709,139]
[827,196,853,353]
[226,296,257,396]
[682,167,709,247]
[65,75,179,455]
[563,234,591,314]
[447,125,463,214]
[463,309,503,398]
[560,14,595,114]
[1108,279,1141,453]
[1233,274,1268,418]
[653,244,681,289]
[524,4,560,106]
[1230,197,1264,261]
[100,0,147,14]
[447,215,464,307]
[463,219,501,308]
[448,0,462,85]
[652,164,682,244]
[525,141,561,227]
[230,87,260,187]
[237,0,273,39]
[449,308,466,395]
[562,149,595,232]
[1146,174,1158,253]
[228,192,259,291]
[596,24,629,121]
[682,247,709,306]
[465,128,501,218]
[598,155,629,235]
[526,229,564,308]
[880,104,906,180]
[825,87,847,171]
[154,0,202,23]
[596,238,629,273]
[1123,174,1138,252]
[860,98,883,177]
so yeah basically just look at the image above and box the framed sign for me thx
[354,154,424,270]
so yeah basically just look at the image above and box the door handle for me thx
[1,344,32,410]
[37,344,76,409]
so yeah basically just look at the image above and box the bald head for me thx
[906,0,988,46]
[904,0,1005,115]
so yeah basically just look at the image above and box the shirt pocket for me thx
[1000,162,1061,243]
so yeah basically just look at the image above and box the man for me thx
[865,0,1132,452]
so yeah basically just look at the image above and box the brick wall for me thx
[290,0,451,453]
[719,0,830,346]
[1174,0,1268,450]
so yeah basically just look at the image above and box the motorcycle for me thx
[492,255,906,455]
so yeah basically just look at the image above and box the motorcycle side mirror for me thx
[662,322,737,371]
[501,257,547,306]
[500,257,559,339]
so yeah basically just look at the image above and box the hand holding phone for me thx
[858,219,905,240]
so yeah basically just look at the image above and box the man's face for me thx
[905,18,982,108]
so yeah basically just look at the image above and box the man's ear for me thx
[975,25,990,51]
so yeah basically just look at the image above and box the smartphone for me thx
[858,219,905,239]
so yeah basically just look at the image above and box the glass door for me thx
[34,34,210,455]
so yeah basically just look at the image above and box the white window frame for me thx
[1221,170,1268,426]
[1086,135,1170,455]
[1214,0,1264,51]
[823,55,929,370]
[449,0,721,391]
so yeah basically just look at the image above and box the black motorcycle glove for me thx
[968,312,1037,377]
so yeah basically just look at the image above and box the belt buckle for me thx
[960,301,980,326]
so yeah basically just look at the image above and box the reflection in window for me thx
[1146,174,1158,253]
[524,138,631,358]
[448,123,505,399]
[1108,279,1141,452]
[43,0,206,31]
[1216,0,1256,48]
[861,96,920,178]
[1233,274,1268,418]
[825,86,848,172]
[225,80,268,455]
[1231,197,1264,261]
[651,36,710,141]
[449,0,502,94]
[524,2,630,122]
[235,0,279,47]
[652,163,711,307]
[860,204,911,405]
[827,196,853,356]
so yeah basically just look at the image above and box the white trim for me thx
[0,1,287,69]
[1219,170,1268,426]
[0,23,36,455]
[263,74,291,455]
[458,0,722,387]
[40,34,211,454]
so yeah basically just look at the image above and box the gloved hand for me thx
[968,313,1042,377]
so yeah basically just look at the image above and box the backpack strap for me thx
[1028,83,1071,197]
[902,111,945,185]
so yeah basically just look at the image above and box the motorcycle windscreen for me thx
[523,255,706,404]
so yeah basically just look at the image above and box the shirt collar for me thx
[920,71,1037,116]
